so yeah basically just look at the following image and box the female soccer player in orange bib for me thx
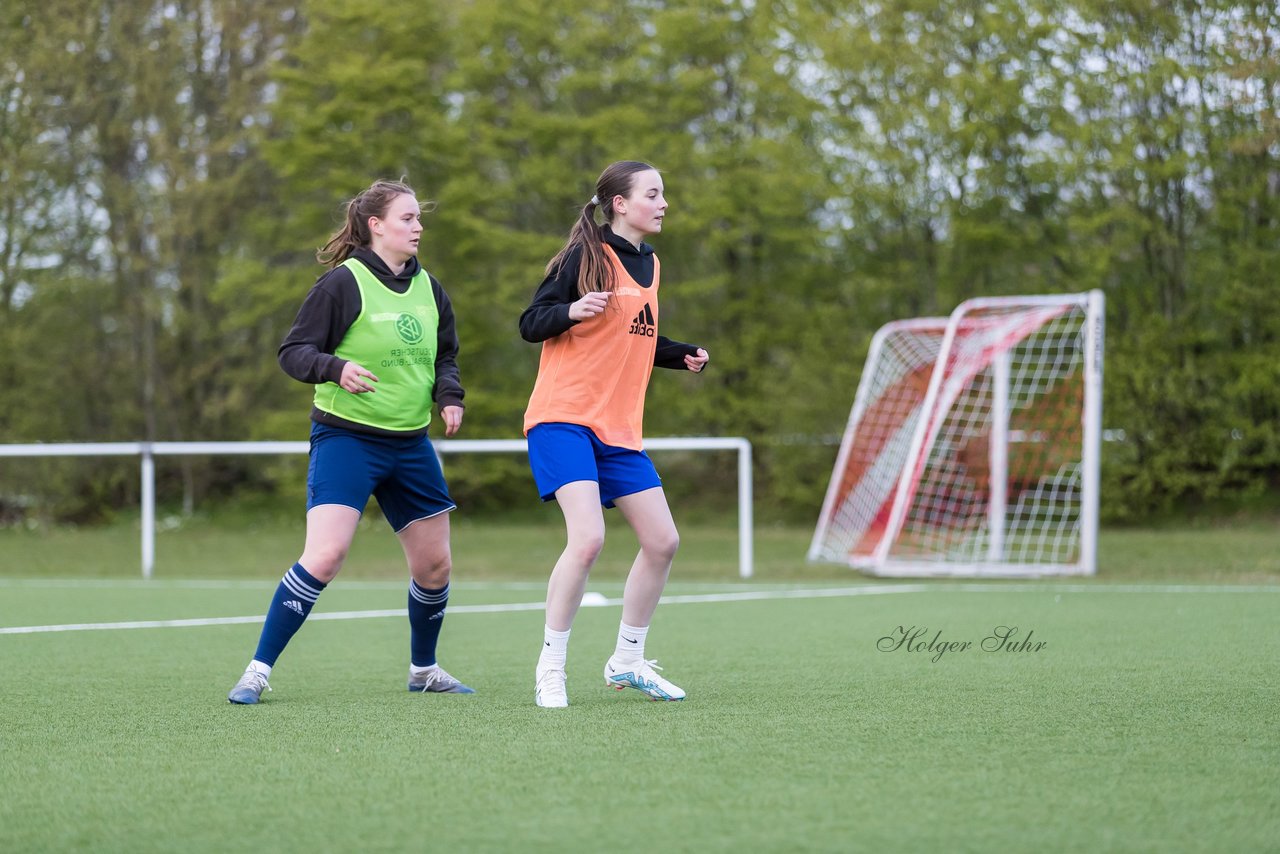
[520,161,710,708]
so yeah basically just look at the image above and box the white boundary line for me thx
[1,582,1276,635]
[2,577,1278,593]
[0,578,829,591]
[0,578,555,591]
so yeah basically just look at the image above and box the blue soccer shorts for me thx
[307,422,455,532]
[526,422,661,508]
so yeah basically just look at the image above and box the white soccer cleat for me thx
[534,666,568,708]
[407,664,475,694]
[603,656,685,701]
[227,668,272,705]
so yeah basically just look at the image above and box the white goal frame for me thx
[809,291,1104,577]
[0,437,754,579]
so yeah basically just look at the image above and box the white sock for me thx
[539,626,571,670]
[614,622,648,662]
[248,660,272,678]
[409,662,438,676]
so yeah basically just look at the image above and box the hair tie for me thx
[590,195,599,206]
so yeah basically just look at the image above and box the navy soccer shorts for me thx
[307,422,455,532]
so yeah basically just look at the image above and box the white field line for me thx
[0,579,815,592]
[1,582,1276,636]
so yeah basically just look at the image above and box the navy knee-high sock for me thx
[252,563,327,666]
[408,581,449,668]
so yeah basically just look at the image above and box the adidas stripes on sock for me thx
[252,563,326,667]
[408,581,449,668]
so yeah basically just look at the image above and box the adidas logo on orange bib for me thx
[629,303,655,337]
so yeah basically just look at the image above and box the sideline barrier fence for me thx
[0,438,754,579]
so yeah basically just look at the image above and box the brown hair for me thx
[316,179,426,268]
[545,161,657,297]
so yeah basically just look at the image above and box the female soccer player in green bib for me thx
[227,179,473,704]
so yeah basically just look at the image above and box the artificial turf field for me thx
[2,567,1277,852]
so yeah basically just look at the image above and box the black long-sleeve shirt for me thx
[278,248,464,436]
[519,226,700,369]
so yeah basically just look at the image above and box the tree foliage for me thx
[1,0,1277,523]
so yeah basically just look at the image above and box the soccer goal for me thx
[809,291,1104,577]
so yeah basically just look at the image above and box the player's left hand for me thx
[685,348,709,373]
[441,405,464,437]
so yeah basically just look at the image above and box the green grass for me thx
[4,508,1280,583]
[1,515,1278,851]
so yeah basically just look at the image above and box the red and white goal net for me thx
[809,292,1105,577]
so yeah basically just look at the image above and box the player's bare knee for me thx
[301,549,347,582]
[569,532,605,567]
[412,554,452,587]
[643,529,679,564]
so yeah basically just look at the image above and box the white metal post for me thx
[988,352,1010,562]
[140,446,155,580]
[643,436,754,579]
[738,439,753,578]
[1080,289,1106,575]
[875,312,965,567]
[807,325,892,562]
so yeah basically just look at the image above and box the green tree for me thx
[1,0,303,519]
[1055,1,1280,517]
[4,0,1278,526]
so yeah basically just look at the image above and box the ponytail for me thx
[317,179,420,268]
[545,203,613,298]
[544,160,657,297]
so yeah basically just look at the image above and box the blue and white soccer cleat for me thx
[407,664,475,694]
[603,656,686,701]
[227,669,272,705]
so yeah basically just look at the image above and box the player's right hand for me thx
[339,361,379,393]
[569,291,611,321]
